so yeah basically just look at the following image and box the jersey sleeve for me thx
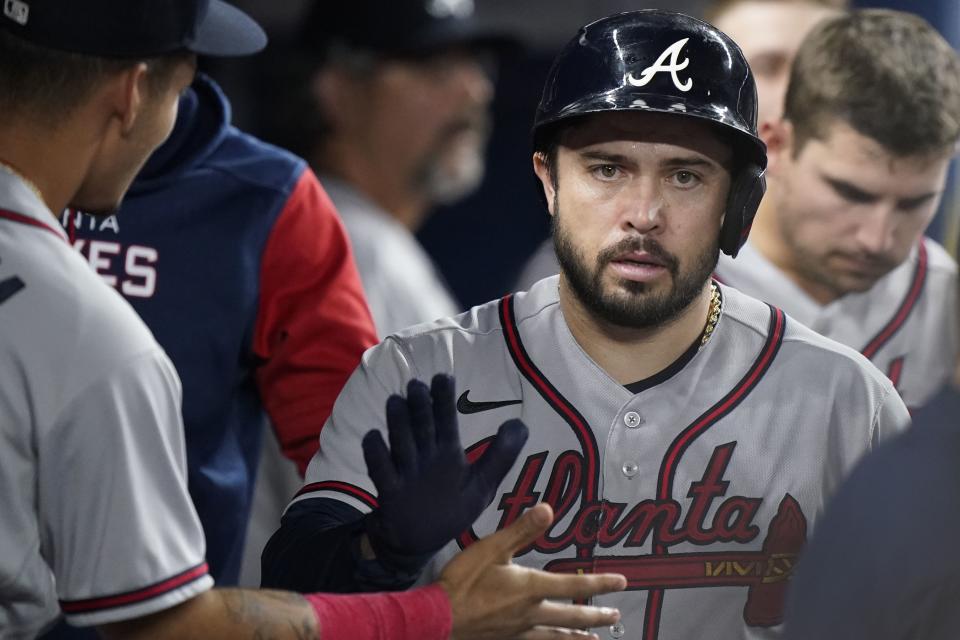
[253,168,378,475]
[260,338,425,593]
[290,337,420,514]
[40,348,212,627]
[871,380,912,446]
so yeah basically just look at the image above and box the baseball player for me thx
[0,1,625,638]
[705,0,844,128]
[263,10,910,639]
[512,0,844,293]
[278,0,512,339]
[714,9,960,410]
[55,70,379,594]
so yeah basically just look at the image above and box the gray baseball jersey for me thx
[0,169,211,636]
[295,275,909,640]
[716,238,958,409]
[322,175,459,338]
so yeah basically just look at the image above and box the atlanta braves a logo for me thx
[460,441,807,628]
[627,38,693,92]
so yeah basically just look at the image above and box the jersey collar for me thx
[0,168,68,242]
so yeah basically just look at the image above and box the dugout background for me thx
[210,0,960,310]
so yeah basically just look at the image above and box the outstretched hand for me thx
[440,502,626,640]
[362,374,529,561]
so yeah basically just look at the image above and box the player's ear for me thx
[311,67,353,131]
[532,151,557,216]
[761,118,794,177]
[104,62,150,136]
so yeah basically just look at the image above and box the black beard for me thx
[553,211,718,329]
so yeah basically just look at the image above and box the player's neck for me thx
[0,123,87,217]
[749,189,841,305]
[559,277,715,386]
[313,140,430,231]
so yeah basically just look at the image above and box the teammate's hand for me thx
[439,502,626,640]
[362,374,528,563]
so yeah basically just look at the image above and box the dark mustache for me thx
[597,237,679,275]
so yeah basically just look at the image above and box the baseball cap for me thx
[300,0,516,58]
[0,0,266,57]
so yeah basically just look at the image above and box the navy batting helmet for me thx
[533,10,767,257]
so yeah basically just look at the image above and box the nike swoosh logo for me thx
[457,390,523,414]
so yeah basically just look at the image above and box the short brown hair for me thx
[704,0,848,24]
[784,9,960,157]
[0,30,190,125]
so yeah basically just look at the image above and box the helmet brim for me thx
[535,89,767,170]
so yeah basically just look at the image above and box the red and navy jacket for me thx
[61,74,377,585]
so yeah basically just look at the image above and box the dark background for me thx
[208,0,960,310]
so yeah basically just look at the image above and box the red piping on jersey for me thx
[499,294,601,560]
[295,480,379,510]
[67,208,77,245]
[59,562,209,614]
[886,356,906,391]
[643,588,666,640]
[0,208,65,242]
[644,305,786,640]
[861,241,928,360]
[657,307,786,501]
[499,295,600,505]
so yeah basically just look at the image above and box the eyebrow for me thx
[661,156,718,170]
[897,191,940,209]
[579,150,720,170]
[748,51,790,74]
[579,151,634,165]
[822,176,878,203]
[823,175,940,208]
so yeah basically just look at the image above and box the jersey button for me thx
[610,622,626,638]
[622,462,639,478]
[624,411,643,428]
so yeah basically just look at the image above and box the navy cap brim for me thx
[190,0,267,56]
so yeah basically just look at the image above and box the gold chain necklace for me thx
[700,282,721,348]
[0,160,45,205]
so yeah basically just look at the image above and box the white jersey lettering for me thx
[61,209,121,234]
[122,245,158,298]
[71,240,159,300]
[87,240,121,287]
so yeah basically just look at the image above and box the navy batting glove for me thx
[361,374,528,568]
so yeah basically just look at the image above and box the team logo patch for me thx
[3,0,29,25]
[627,38,693,92]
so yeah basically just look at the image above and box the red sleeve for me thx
[253,168,377,475]
[306,584,452,640]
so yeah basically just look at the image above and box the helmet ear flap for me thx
[720,164,766,257]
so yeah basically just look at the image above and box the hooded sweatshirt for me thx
[60,73,376,585]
